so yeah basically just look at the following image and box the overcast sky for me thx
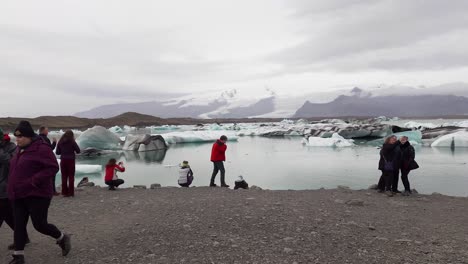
[1,0,468,117]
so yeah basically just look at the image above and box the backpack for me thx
[382,156,394,171]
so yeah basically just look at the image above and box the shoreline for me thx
[1,186,467,263]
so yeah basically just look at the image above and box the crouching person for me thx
[178,161,194,187]
[105,159,125,191]
[9,121,71,264]
[234,176,249,190]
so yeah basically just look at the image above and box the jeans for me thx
[60,159,76,196]
[210,161,226,185]
[382,171,394,191]
[392,170,400,192]
[105,179,124,188]
[13,197,62,251]
[401,170,411,191]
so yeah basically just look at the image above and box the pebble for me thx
[283,248,293,254]
[345,199,365,206]
[133,185,147,189]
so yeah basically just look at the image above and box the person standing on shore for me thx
[105,159,125,190]
[55,130,81,197]
[378,135,401,197]
[0,128,31,250]
[399,136,419,196]
[210,135,229,188]
[39,126,60,195]
[8,121,71,264]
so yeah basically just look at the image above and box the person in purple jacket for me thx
[8,121,71,264]
[56,130,81,197]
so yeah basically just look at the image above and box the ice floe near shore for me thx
[431,131,468,148]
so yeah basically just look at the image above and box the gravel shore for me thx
[1,186,467,264]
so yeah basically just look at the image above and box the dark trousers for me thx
[392,170,400,192]
[13,197,62,251]
[382,171,394,191]
[401,170,411,191]
[60,159,76,196]
[210,161,226,185]
[179,183,190,188]
[377,173,385,191]
[105,179,124,188]
[0,198,14,230]
[0,199,30,243]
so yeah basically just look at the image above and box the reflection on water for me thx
[72,137,468,197]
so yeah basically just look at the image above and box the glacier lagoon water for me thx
[71,136,468,197]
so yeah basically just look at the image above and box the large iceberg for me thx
[368,130,423,146]
[57,159,102,175]
[431,131,468,148]
[161,131,238,144]
[76,126,122,150]
[123,134,168,151]
[303,133,354,147]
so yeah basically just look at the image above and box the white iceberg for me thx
[161,131,238,144]
[76,126,122,150]
[303,133,354,147]
[403,121,439,129]
[57,159,102,175]
[431,131,468,148]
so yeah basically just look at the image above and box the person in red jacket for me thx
[210,135,229,188]
[104,159,125,190]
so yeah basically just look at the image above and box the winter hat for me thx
[181,160,190,167]
[235,175,244,182]
[14,121,36,138]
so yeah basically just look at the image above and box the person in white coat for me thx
[178,161,194,187]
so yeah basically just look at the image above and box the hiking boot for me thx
[221,184,230,188]
[8,238,30,250]
[385,191,394,197]
[108,186,116,191]
[57,234,71,256]
[209,184,218,187]
[402,190,411,196]
[9,255,25,264]
[393,190,402,194]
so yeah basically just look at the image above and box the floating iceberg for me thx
[431,131,468,148]
[123,134,167,151]
[403,121,439,129]
[303,133,354,147]
[161,131,238,144]
[57,159,102,175]
[368,130,423,146]
[76,126,122,150]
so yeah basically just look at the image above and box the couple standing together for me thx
[378,135,419,197]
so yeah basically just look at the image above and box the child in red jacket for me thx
[105,159,125,190]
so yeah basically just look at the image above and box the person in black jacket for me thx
[399,136,419,196]
[378,136,401,197]
[39,126,57,150]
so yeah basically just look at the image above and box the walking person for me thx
[378,135,401,197]
[210,135,229,188]
[178,160,194,187]
[399,136,419,196]
[0,128,31,250]
[105,159,125,190]
[8,121,71,264]
[55,130,81,197]
[39,126,60,195]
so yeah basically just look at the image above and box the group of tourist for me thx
[0,121,73,264]
[377,135,419,197]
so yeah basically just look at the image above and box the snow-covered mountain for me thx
[75,83,468,119]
